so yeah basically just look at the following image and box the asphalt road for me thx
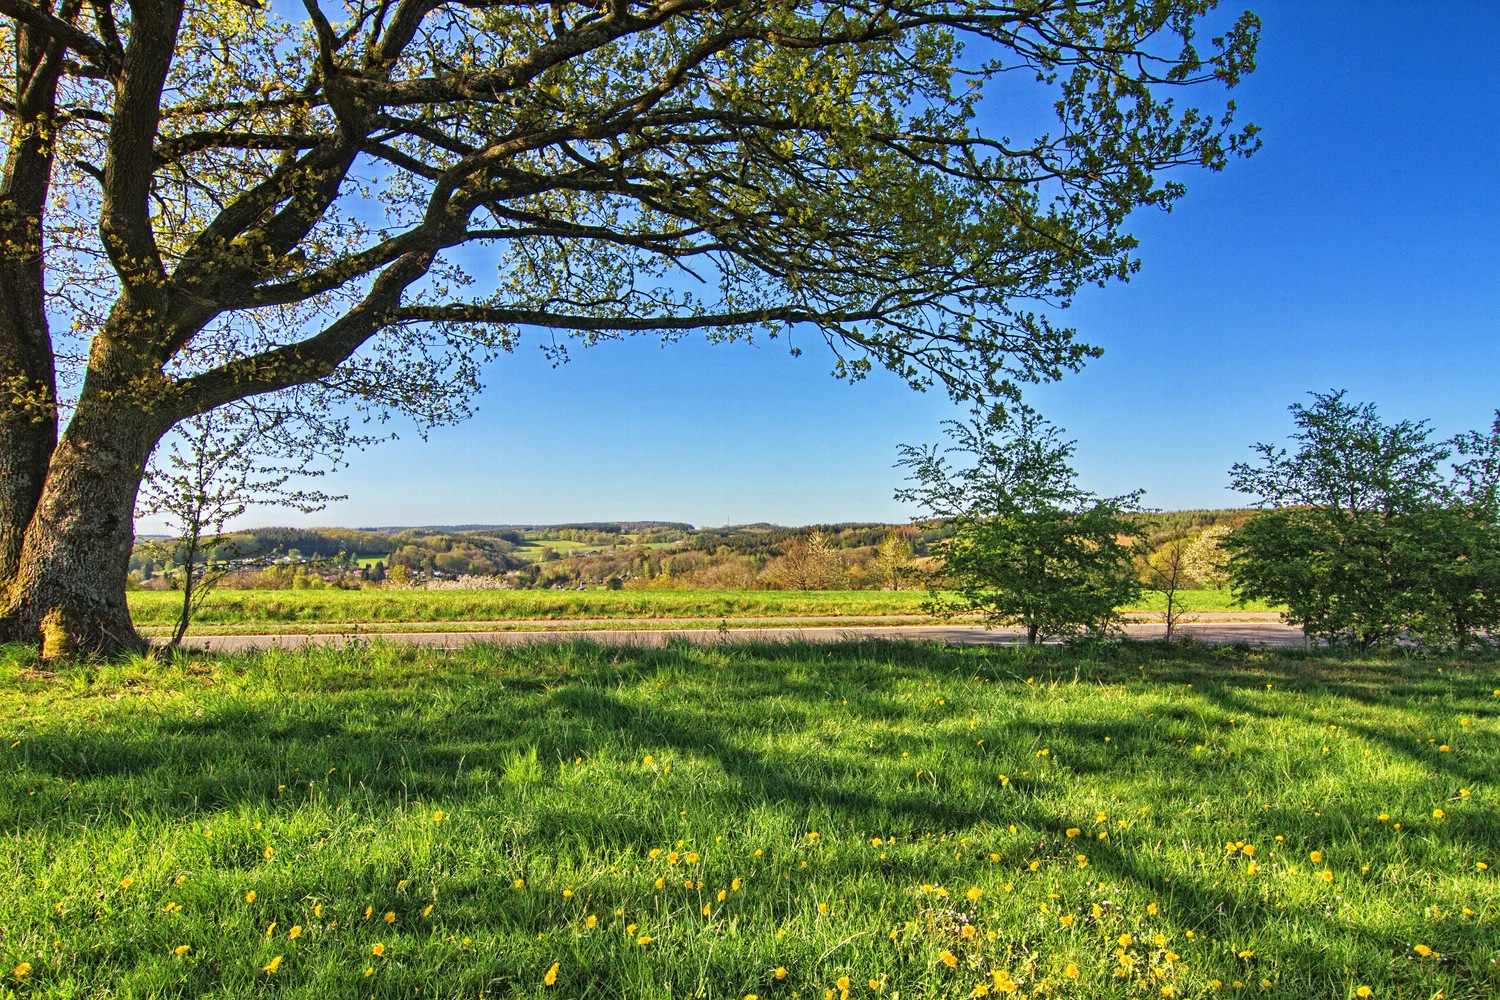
[180,619,1304,653]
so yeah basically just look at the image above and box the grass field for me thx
[3,639,1495,998]
[125,588,1281,631]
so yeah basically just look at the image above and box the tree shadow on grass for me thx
[4,638,1498,995]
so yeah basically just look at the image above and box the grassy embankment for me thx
[126,588,1280,634]
[3,640,1495,998]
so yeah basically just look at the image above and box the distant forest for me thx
[130,512,1257,593]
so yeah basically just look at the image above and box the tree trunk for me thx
[1,395,163,659]
[0,22,65,584]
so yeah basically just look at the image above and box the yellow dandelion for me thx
[818,902,829,915]
[654,878,665,889]
[686,852,699,863]
[120,877,134,888]
[807,832,820,841]
[244,891,257,903]
[1413,944,1433,957]
[262,846,274,859]
[1310,851,1323,863]
[1478,862,1489,871]
[384,911,395,924]
[775,967,788,980]
[637,935,652,946]
[836,977,851,991]
[562,888,573,899]
[1433,809,1445,819]
[371,943,386,957]
[1064,964,1079,979]
[265,922,276,937]
[543,962,559,987]
[1319,871,1335,882]
[364,905,373,918]
[1119,934,1134,947]
[423,904,433,917]
[1059,915,1075,926]
[433,810,445,822]
[667,852,680,865]
[174,945,190,956]
[702,903,712,916]
[313,903,322,917]
[585,914,597,929]
[1356,988,1372,998]
[967,887,984,901]
[514,879,525,888]
[941,950,959,968]
[1147,902,1159,915]
[288,925,302,939]
[262,955,283,974]
[1065,828,1081,838]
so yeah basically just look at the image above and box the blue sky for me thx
[194,1,1500,531]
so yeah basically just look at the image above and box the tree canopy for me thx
[897,408,1143,643]
[1226,393,1500,649]
[1,0,1258,655]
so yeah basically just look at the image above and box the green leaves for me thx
[1226,394,1500,650]
[898,408,1142,642]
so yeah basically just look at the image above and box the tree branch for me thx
[0,0,116,71]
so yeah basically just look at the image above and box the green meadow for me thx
[3,639,1496,998]
[124,589,1279,633]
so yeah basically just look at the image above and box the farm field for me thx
[3,640,1496,998]
[126,589,1281,634]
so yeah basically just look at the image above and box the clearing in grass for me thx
[2,640,1495,998]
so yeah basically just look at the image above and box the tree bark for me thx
[0,21,65,584]
[1,387,164,658]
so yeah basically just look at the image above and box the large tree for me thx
[0,0,1258,656]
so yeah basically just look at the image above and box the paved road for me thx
[181,619,1304,653]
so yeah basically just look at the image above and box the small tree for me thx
[764,531,842,590]
[1223,391,1491,648]
[1143,534,1195,641]
[1181,525,1233,589]
[897,408,1142,644]
[137,406,340,646]
[873,532,916,590]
